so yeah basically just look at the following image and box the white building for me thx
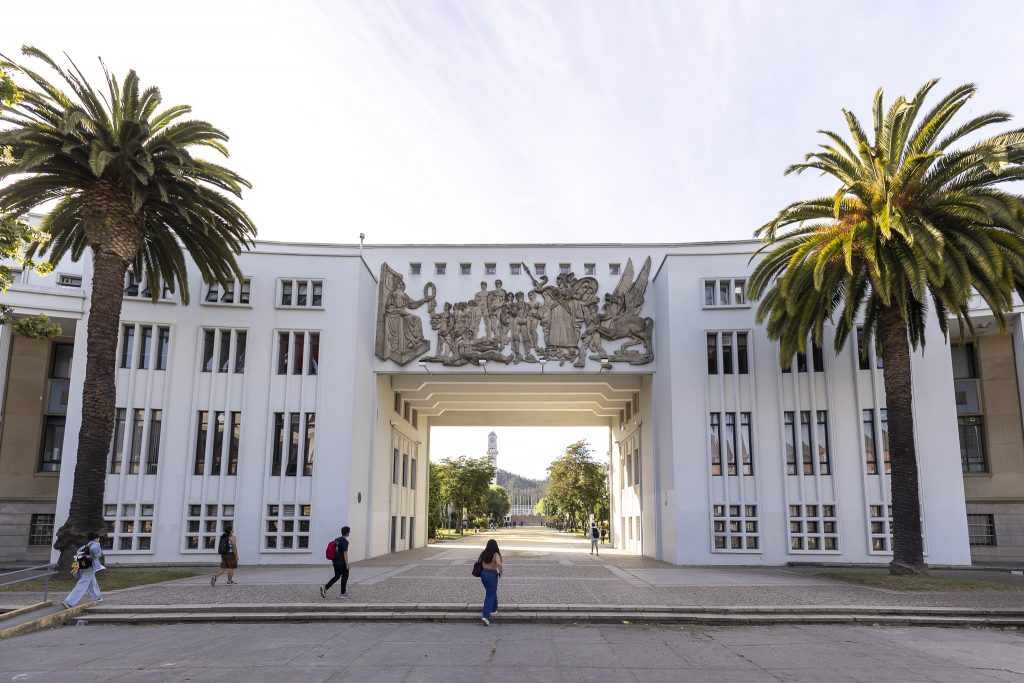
[1,237,1002,566]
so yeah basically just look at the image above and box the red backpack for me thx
[325,539,337,561]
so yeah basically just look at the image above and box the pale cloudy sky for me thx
[6,1,1024,476]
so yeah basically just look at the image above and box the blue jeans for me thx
[480,569,499,619]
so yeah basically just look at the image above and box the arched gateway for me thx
[31,241,970,567]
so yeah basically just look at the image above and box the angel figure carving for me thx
[584,256,654,364]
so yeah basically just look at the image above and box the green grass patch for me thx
[822,571,1020,592]
[431,528,480,540]
[0,569,197,593]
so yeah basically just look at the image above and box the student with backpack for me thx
[589,522,600,556]
[319,526,351,599]
[62,531,104,608]
[210,524,238,585]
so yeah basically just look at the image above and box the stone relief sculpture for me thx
[375,257,654,367]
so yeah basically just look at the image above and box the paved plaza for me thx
[2,621,1023,682]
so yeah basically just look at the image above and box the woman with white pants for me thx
[63,531,104,608]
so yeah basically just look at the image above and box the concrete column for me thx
[0,325,11,425]
[1012,312,1024,432]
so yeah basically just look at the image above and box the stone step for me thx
[76,609,1024,627]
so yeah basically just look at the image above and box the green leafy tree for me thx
[749,80,1024,574]
[546,440,608,532]
[0,47,256,569]
[0,215,61,339]
[485,485,511,522]
[428,461,444,538]
[533,497,547,516]
[435,455,495,534]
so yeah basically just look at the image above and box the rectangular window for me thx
[510,263,521,275]
[263,503,311,551]
[412,410,418,429]
[534,263,546,276]
[277,332,289,375]
[39,416,66,472]
[206,282,220,302]
[146,409,162,475]
[228,411,241,475]
[799,411,813,475]
[709,413,722,476]
[110,408,127,474]
[57,273,82,287]
[286,413,300,476]
[194,411,208,475]
[281,280,293,306]
[740,412,753,476]
[124,273,140,297]
[410,263,421,275]
[410,457,417,490]
[857,327,884,370]
[789,503,839,552]
[312,281,323,307]
[725,412,737,476]
[28,513,55,546]
[609,263,620,276]
[733,279,746,305]
[297,280,308,306]
[584,263,596,276]
[460,263,472,275]
[404,401,410,422]
[880,409,890,474]
[959,415,987,473]
[401,516,407,540]
[703,278,750,308]
[202,330,215,372]
[271,413,284,476]
[722,333,733,374]
[156,327,170,370]
[559,263,570,275]
[293,332,305,375]
[138,326,152,369]
[485,263,496,275]
[967,514,996,546]
[394,392,402,413]
[303,413,315,476]
[221,279,235,304]
[737,333,749,374]
[784,411,797,475]
[393,448,400,485]
[863,409,878,474]
[402,453,409,487]
[435,263,446,275]
[218,329,231,373]
[712,504,759,551]
[210,411,225,476]
[869,504,893,551]
[234,331,246,373]
[240,278,251,304]
[184,503,234,552]
[707,334,718,375]
[128,409,144,474]
[51,343,73,379]
[308,333,319,375]
[817,410,831,475]
[812,344,824,372]
[120,325,135,369]
[719,280,729,306]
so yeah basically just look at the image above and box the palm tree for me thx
[748,80,1024,574]
[0,47,256,568]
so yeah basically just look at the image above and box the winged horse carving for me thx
[584,256,654,364]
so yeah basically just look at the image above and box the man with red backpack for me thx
[319,526,351,599]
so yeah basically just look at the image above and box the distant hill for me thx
[496,469,547,491]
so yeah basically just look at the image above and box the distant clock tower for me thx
[487,431,498,484]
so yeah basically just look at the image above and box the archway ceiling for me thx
[389,373,644,427]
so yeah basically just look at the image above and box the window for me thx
[277,332,289,375]
[228,412,241,475]
[271,412,314,477]
[194,411,209,475]
[293,333,305,375]
[959,416,987,473]
[394,392,402,413]
[410,263,421,275]
[124,273,140,297]
[799,411,812,475]
[202,330,215,372]
[707,331,749,375]
[128,409,145,474]
[410,457,417,490]
[609,263,620,276]
[29,513,55,546]
[51,343,73,379]
[393,448,400,485]
[234,331,247,373]
[869,504,893,551]
[124,273,172,301]
[534,263,546,276]
[263,503,311,550]
[857,327,884,370]
[156,327,170,370]
[401,516,407,540]
[211,411,225,475]
[788,504,839,551]
[404,401,410,422]
[411,409,418,429]
[110,408,127,474]
[402,453,409,487]
[510,263,522,275]
[204,277,251,305]
[703,278,747,307]
[309,333,319,375]
[967,514,996,546]
[278,278,324,307]
[277,331,318,375]
[816,411,831,475]
[184,503,234,551]
[57,273,82,287]
[146,409,162,475]
[559,263,570,275]
[584,263,596,276]
[784,412,797,475]
[712,504,759,551]
[102,503,154,552]
[782,343,823,373]
[120,325,135,368]
[39,416,65,472]
[460,263,472,275]
[711,411,753,476]
[485,263,496,275]
[781,411,832,476]
[218,330,231,373]
[864,409,890,475]
[435,263,446,275]
[709,413,722,476]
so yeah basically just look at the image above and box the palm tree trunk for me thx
[53,247,130,572]
[878,305,926,574]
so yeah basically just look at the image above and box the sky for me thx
[6,1,1024,475]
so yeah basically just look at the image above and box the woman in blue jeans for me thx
[478,539,503,625]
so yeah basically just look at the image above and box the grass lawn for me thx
[431,528,480,540]
[1,569,197,593]
[821,571,1020,592]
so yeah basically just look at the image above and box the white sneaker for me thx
[210,575,217,586]
[481,617,490,626]
[61,601,72,610]
[319,586,326,599]
[339,593,351,599]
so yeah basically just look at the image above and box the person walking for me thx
[589,522,600,556]
[478,539,502,625]
[320,526,351,599]
[211,524,239,585]
[62,531,104,608]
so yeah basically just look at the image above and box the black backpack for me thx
[591,527,599,539]
[74,544,93,569]
[217,532,232,555]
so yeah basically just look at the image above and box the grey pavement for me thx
[1,620,1023,681]
[3,527,1023,610]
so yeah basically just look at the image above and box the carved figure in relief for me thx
[444,329,512,366]
[586,256,655,364]
[375,264,434,365]
[525,265,598,366]
[509,292,535,363]
[527,290,548,352]
[473,282,489,338]
[486,280,507,341]
[429,302,455,359]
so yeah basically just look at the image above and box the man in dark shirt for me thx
[320,526,351,599]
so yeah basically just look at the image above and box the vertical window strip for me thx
[194,411,208,475]
[271,413,284,476]
[293,332,305,375]
[309,333,319,375]
[218,330,231,373]
[157,327,170,370]
[740,412,753,475]
[725,412,737,476]
[863,409,878,474]
[139,326,152,369]
[709,413,722,476]
[816,411,831,475]
[110,408,127,474]
[211,411,225,475]
[228,411,241,475]
[146,409,162,475]
[303,413,315,476]
[121,325,135,369]
[799,411,813,475]
[202,330,215,372]
[234,331,246,373]
[277,332,289,375]
[880,409,890,474]
[128,409,144,474]
[287,413,300,475]
[784,411,796,475]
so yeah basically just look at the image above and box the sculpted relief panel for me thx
[375,258,654,368]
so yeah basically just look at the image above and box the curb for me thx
[0,601,52,623]
[0,601,96,640]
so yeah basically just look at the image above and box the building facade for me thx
[2,237,1015,566]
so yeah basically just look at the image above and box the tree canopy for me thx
[546,440,607,531]
[434,455,496,534]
